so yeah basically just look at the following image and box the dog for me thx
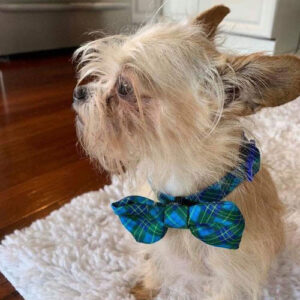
[72,5,300,300]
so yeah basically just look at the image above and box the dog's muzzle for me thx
[73,85,88,104]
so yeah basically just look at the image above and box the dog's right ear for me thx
[193,5,230,39]
[219,53,300,116]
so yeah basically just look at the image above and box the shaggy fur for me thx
[73,5,300,300]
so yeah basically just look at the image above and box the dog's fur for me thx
[73,5,300,299]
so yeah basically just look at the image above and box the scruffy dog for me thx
[73,5,300,300]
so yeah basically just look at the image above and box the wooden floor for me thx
[0,50,110,299]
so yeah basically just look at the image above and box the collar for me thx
[157,136,260,205]
[111,135,260,249]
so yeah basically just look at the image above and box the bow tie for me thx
[111,138,260,249]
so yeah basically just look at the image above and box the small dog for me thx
[73,5,300,300]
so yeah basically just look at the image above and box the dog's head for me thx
[73,5,300,181]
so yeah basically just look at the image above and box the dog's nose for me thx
[73,85,88,103]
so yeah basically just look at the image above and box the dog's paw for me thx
[130,282,158,300]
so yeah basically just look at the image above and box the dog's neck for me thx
[146,132,243,197]
[151,167,224,196]
[163,173,204,195]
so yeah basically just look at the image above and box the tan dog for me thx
[73,5,300,300]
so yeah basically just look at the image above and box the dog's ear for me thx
[219,54,300,116]
[193,5,230,39]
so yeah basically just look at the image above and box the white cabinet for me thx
[165,0,278,39]
[220,35,276,55]
[198,0,278,39]
[162,0,300,54]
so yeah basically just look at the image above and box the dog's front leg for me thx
[131,257,161,300]
[130,281,158,300]
[206,249,264,300]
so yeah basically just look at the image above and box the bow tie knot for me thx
[164,203,189,229]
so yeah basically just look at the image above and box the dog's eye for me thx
[117,78,133,98]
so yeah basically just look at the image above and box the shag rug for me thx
[0,99,300,300]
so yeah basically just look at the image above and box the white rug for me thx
[0,99,299,300]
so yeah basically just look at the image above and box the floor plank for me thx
[0,159,108,234]
[0,274,15,299]
[0,49,110,300]
[0,125,76,188]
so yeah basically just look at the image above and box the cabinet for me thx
[0,0,131,55]
[133,0,300,54]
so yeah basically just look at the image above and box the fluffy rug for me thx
[0,99,299,300]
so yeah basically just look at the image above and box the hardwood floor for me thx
[0,50,110,299]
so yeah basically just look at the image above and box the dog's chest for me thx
[146,230,215,291]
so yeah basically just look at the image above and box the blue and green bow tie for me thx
[112,138,260,249]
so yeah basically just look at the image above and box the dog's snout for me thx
[73,85,88,104]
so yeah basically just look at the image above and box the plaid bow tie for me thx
[112,138,260,249]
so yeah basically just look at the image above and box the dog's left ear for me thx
[193,5,230,39]
[219,53,300,116]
